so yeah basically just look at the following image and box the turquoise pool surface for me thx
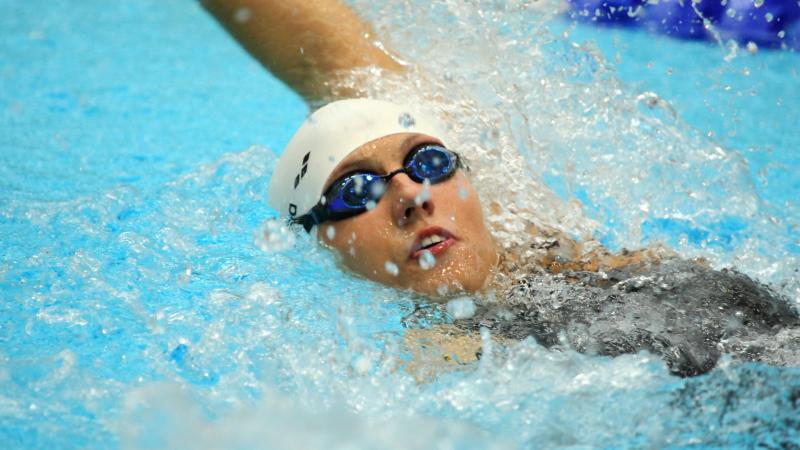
[1,1,799,449]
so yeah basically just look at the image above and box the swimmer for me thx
[203,0,800,377]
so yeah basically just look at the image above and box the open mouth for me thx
[409,226,457,260]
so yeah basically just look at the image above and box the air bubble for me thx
[418,250,436,270]
[384,261,399,276]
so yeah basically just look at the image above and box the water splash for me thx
[344,0,798,301]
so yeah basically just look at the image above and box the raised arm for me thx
[202,0,403,104]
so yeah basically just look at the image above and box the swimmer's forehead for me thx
[323,133,445,188]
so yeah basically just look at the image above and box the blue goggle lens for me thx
[333,174,386,209]
[407,146,456,182]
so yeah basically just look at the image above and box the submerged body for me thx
[455,257,800,376]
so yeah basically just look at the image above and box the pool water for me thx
[1,0,799,449]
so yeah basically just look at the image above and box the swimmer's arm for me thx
[201,0,404,103]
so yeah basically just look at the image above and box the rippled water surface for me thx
[2,0,799,448]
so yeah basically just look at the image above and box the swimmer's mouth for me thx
[409,226,457,260]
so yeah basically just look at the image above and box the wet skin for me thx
[317,133,498,296]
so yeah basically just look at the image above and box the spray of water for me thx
[341,0,798,303]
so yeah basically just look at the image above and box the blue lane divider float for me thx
[568,0,800,50]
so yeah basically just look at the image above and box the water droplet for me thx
[366,200,377,211]
[354,176,364,195]
[778,30,786,39]
[726,8,737,18]
[458,186,469,200]
[753,0,764,7]
[254,220,295,252]
[419,250,436,270]
[369,181,386,198]
[384,261,399,276]
[326,225,336,240]
[746,41,758,54]
[765,12,774,22]
[398,112,416,129]
[446,297,476,319]
[415,179,431,206]
[246,282,279,305]
[437,284,449,296]
[234,7,252,23]
[354,355,372,374]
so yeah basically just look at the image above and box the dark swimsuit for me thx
[454,258,800,376]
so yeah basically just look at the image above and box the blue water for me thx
[2,1,799,449]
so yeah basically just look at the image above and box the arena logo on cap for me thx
[293,152,311,189]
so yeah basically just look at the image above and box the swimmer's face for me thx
[317,133,497,297]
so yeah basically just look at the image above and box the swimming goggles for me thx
[292,144,462,232]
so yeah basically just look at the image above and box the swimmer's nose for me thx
[390,173,434,227]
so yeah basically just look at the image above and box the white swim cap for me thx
[268,98,449,219]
